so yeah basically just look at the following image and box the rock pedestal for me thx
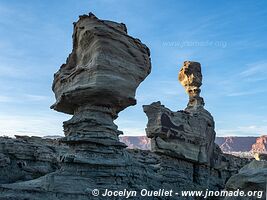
[51,12,151,150]
[0,13,152,200]
[50,12,151,192]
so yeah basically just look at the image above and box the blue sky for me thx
[0,0,266,137]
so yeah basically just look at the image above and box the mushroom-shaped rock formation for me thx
[51,12,151,148]
[178,61,204,112]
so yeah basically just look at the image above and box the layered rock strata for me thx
[51,12,151,148]
[224,160,267,200]
[0,136,67,184]
[143,61,215,165]
[0,13,152,200]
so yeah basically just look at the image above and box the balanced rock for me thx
[178,61,204,112]
[0,13,152,200]
[51,12,151,147]
[143,61,215,165]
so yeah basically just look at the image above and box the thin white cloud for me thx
[0,94,51,103]
[227,88,267,97]
[240,61,267,78]
[0,114,66,137]
[119,127,146,136]
[24,94,50,101]
[0,95,13,103]
[217,125,267,137]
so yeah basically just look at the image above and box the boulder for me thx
[224,160,267,200]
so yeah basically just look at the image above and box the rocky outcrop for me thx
[0,135,249,200]
[224,160,266,200]
[0,13,152,200]
[143,61,215,165]
[0,136,67,184]
[143,101,215,164]
[120,136,256,155]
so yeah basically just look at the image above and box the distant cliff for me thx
[120,136,267,153]
[251,135,267,153]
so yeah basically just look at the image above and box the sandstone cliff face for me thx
[251,135,267,153]
[120,136,260,156]
[119,136,151,150]
[215,137,257,153]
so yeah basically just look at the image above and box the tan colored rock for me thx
[251,135,267,153]
[178,61,204,111]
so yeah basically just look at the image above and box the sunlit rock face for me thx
[143,61,215,165]
[178,61,204,112]
[51,13,151,147]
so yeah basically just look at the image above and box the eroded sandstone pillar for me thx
[51,13,151,150]
[178,61,204,112]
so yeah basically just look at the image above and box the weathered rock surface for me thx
[144,61,215,165]
[224,160,267,200]
[143,101,215,164]
[178,61,204,112]
[0,136,68,184]
[120,136,256,158]
[0,135,249,200]
[251,135,267,153]
[51,12,151,149]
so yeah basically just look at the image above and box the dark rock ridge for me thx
[224,160,267,200]
[0,13,257,200]
[0,136,68,184]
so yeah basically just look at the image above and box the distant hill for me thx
[215,137,257,152]
[120,136,267,154]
